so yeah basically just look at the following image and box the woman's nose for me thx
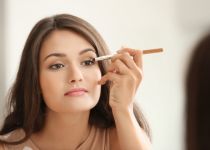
[68,65,83,83]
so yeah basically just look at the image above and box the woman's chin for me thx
[49,101,97,113]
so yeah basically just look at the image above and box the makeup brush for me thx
[93,48,163,62]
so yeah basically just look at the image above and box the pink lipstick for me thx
[64,88,87,96]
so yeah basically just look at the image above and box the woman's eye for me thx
[81,59,95,66]
[49,64,64,70]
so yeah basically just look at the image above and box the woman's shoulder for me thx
[109,127,121,150]
[0,144,4,150]
[0,129,38,150]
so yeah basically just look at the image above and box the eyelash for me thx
[80,58,95,66]
[49,64,64,70]
[48,58,96,70]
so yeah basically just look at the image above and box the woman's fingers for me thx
[98,47,143,87]
[111,50,143,81]
[111,52,137,70]
[117,48,143,70]
[98,72,118,85]
[108,59,131,75]
[99,59,131,84]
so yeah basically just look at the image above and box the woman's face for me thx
[39,29,101,113]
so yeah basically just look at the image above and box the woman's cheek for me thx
[88,68,102,101]
[40,72,64,104]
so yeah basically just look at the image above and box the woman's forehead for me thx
[40,30,96,57]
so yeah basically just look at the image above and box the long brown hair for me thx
[0,14,150,145]
[186,32,210,150]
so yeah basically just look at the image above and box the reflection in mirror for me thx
[186,32,210,150]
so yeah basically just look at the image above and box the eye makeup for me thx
[80,58,96,66]
[48,63,65,70]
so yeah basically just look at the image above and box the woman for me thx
[0,14,151,150]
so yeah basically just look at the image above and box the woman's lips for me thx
[64,88,88,96]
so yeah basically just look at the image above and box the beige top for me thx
[0,126,110,150]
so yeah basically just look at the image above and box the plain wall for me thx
[1,0,210,149]
[0,0,6,123]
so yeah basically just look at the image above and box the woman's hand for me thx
[98,48,143,110]
[98,48,151,150]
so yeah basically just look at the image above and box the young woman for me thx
[0,14,151,150]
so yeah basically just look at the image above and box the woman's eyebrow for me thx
[44,53,66,61]
[79,48,96,55]
[44,48,96,61]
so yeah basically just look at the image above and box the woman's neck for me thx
[31,110,91,149]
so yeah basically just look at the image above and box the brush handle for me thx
[143,48,163,54]
[95,48,163,61]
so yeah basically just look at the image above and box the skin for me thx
[39,30,101,114]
